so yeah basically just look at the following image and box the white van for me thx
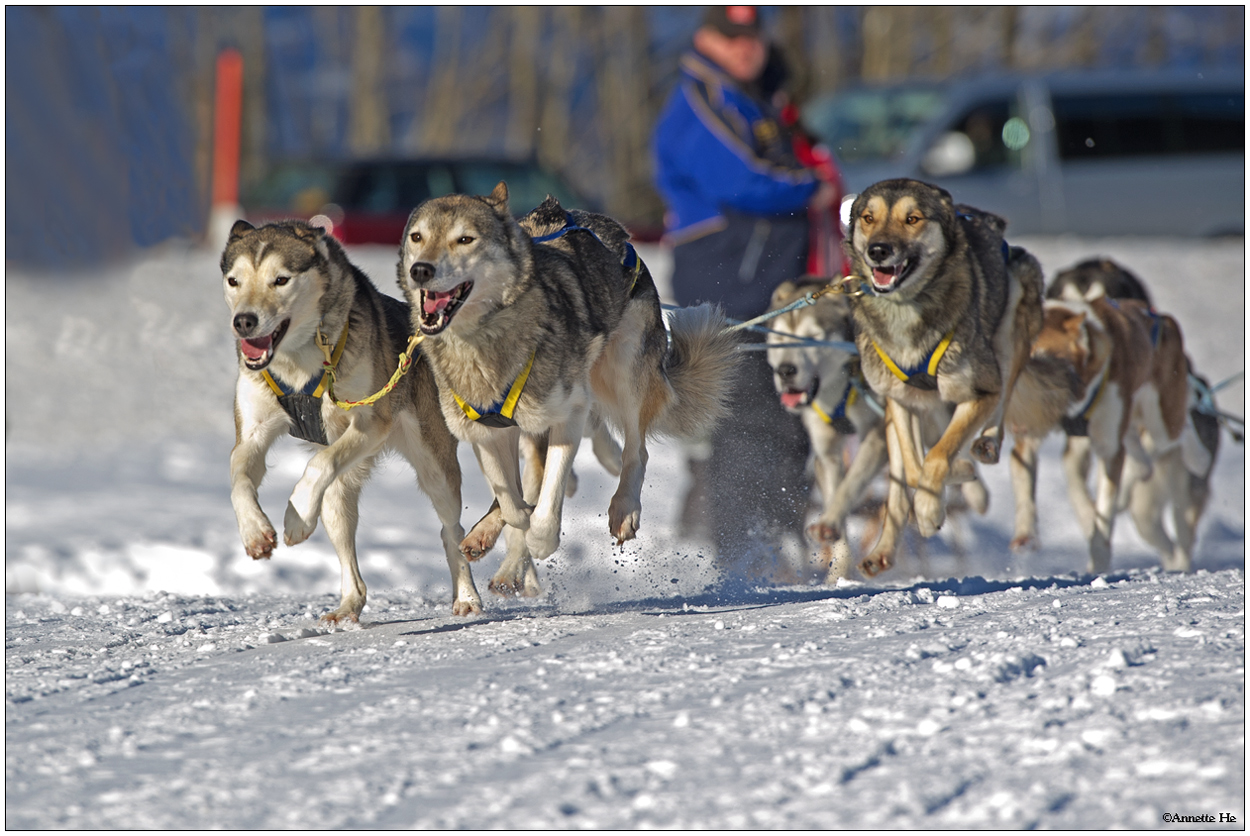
[803,69,1244,236]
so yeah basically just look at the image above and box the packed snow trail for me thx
[6,238,1245,828]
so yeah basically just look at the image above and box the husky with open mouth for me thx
[845,179,1044,576]
[222,219,481,622]
[398,183,738,596]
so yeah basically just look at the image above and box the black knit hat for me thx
[701,6,762,38]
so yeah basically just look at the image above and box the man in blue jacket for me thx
[653,6,835,576]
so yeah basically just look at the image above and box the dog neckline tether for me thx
[261,322,349,401]
[871,330,954,391]
[450,349,537,429]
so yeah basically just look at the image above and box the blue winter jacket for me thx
[653,51,818,244]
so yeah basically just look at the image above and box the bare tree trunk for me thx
[809,7,842,94]
[1070,7,1102,68]
[420,6,463,154]
[349,6,391,157]
[506,7,542,159]
[1000,6,1019,70]
[774,6,809,102]
[862,6,914,82]
[538,7,578,174]
[597,7,654,220]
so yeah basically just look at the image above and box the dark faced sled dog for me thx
[845,179,1044,575]
[1005,259,1217,572]
[222,220,481,621]
[399,183,737,595]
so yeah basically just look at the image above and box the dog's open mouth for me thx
[418,282,473,335]
[870,259,913,293]
[779,375,819,410]
[239,319,289,370]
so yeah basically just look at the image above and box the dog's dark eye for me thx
[457,236,475,245]
[226,276,238,287]
[860,213,874,225]
[906,214,922,225]
[410,231,422,243]
[274,276,291,286]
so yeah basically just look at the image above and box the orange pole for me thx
[211,49,244,207]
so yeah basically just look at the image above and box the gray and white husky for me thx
[398,183,737,595]
[764,279,887,580]
[222,219,481,622]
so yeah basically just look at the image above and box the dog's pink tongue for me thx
[780,390,805,408]
[423,291,453,315]
[240,335,272,360]
[872,267,896,287]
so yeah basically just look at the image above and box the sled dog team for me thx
[222,177,1220,622]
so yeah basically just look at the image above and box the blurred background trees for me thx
[6,6,1244,266]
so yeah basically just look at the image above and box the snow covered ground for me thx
[5,237,1245,828]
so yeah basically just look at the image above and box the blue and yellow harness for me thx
[447,214,643,429]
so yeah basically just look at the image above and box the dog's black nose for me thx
[867,242,893,263]
[409,262,435,285]
[233,312,258,335]
[776,362,797,380]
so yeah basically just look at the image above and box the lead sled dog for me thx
[222,219,481,621]
[844,179,1044,576]
[398,183,737,595]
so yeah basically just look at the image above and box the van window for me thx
[922,99,1026,176]
[1053,91,1244,160]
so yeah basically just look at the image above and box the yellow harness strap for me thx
[261,321,349,399]
[872,329,954,386]
[451,349,537,426]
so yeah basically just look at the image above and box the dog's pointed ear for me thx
[1065,311,1087,333]
[771,281,797,307]
[290,222,326,242]
[484,181,510,210]
[229,219,255,241]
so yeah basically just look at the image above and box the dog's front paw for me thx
[525,514,561,560]
[241,519,278,559]
[912,485,946,538]
[970,436,1000,465]
[609,493,642,544]
[451,595,482,616]
[859,550,893,577]
[320,607,362,627]
[1010,534,1038,552]
[461,509,504,561]
[488,570,543,598]
[806,519,842,545]
[283,500,318,546]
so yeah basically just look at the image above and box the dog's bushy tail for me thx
[652,304,739,439]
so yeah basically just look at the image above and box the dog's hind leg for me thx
[1089,450,1126,574]
[1008,435,1042,551]
[319,465,369,624]
[1061,436,1096,538]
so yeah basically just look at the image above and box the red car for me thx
[242,158,599,245]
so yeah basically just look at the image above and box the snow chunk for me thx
[936,595,959,609]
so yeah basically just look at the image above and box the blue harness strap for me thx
[532,212,643,295]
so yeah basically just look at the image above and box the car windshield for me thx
[803,87,949,164]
